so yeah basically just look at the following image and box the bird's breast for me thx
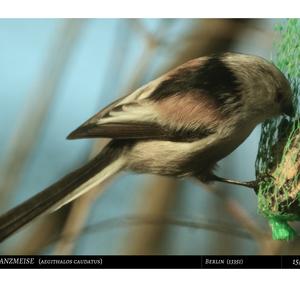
[126,121,256,177]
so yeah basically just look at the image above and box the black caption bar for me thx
[0,255,300,269]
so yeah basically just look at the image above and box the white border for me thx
[0,0,298,18]
[0,269,298,299]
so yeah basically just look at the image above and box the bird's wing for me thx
[68,59,225,141]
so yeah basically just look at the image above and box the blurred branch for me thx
[0,20,85,207]
[55,20,176,255]
[199,181,286,255]
[0,20,85,254]
[124,176,179,254]
[128,19,162,48]
[54,19,172,254]
[226,198,286,255]
[55,20,175,255]
[163,19,254,71]
[53,176,110,255]
[97,20,133,101]
[43,214,253,251]
[8,207,70,255]
[54,20,132,255]
[124,19,174,91]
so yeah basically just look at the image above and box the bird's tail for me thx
[0,140,127,243]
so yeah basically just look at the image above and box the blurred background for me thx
[0,18,299,255]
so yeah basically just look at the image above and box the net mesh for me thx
[255,19,300,240]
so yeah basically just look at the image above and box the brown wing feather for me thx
[67,59,223,141]
[67,122,170,140]
[67,93,218,141]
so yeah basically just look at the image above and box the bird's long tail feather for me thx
[0,140,126,242]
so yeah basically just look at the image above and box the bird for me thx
[0,52,294,242]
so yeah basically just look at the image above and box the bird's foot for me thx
[209,174,258,190]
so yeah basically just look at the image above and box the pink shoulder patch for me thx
[155,92,224,130]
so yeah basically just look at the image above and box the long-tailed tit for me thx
[0,52,294,242]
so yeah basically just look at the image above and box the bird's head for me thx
[223,53,294,122]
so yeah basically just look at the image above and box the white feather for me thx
[97,104,159,125]
[49,157,125,212]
